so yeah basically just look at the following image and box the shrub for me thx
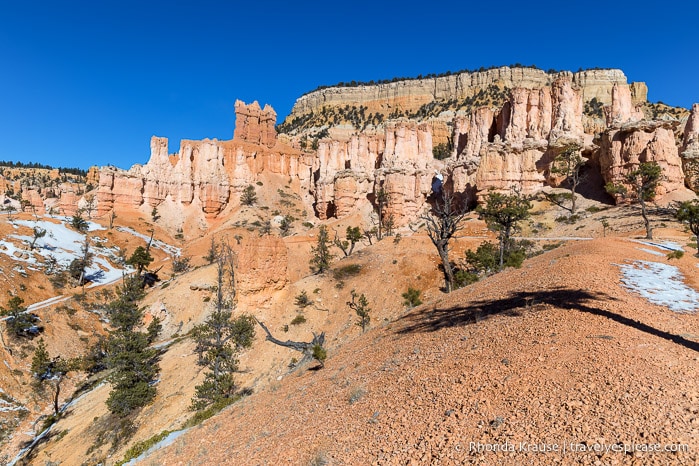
[294,290,312,308]
[172,255,191,273]
[401,287,422,308]
[555,214,581,224]
[667,250,684,260]
[290,314,307,326]
[432,142,452,160]
[332,264,362,280]
[240,185,257,206]
[115,430,173,466]
[454,270,479,288]
[348,387,366,404]
[312,344,327,366]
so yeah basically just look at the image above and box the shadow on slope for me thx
[396,288,699,353]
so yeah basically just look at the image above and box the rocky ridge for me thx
[2,67,695,237]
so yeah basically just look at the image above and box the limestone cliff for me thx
[288,67,633,121]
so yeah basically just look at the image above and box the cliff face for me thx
[93,68,694,233]
[289,67,634,118]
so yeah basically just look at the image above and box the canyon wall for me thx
[90,69,694,233]
[289,67,638,118]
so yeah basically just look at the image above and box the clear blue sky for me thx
[1,1,697,170]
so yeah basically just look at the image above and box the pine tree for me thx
[240,185,257,206]
[31,338,76,415]
[676,200,699,254]
[1,296,40,338]
[347,290,371,332]
[105,275,159,416]
[310,226,333,274]
[605,161,662,240]
[191,242,255,410]
[29,226,46,250]
[477,190,532,269]
[204,236,219,264]
[548,143,586,213]
[126,245,153,276]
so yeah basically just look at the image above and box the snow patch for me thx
[124,429,190,465]
[116,226,181,256]
[637,248,665,257]
[632,240,683,252]
[618,260,699,313]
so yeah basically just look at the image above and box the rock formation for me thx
[597,121,685,197]
[95,101,307,226]
[289,67,632,117]
[91,68,696,232]
[233,100,277,148]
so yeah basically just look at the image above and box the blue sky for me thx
[1,1,697,170]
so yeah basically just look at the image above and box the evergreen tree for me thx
[606,161,662,240]
[204,236,219,264]
[347,290,371,332]
[105,275,159,416]
[477,190,533,269]
[29,226,46,250]
[68,236,93,285]
[675,200,699,254]
[547,143,586,213]
[126,245,154,276]
[1,296,40,338]
[240,185,257,206]
[310,226,333,274]
[333,226,362,257]
[31,338,76,415]
[191,243,255,410]
[70,210,89,232]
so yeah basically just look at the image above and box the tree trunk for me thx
[640,199,653,239]
[255,318,325,363]
[53,378,62,415]
[438,244,454,293]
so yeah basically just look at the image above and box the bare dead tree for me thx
[420,192,469,293]
[254,317,326,367]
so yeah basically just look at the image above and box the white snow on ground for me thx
[618,260,699,313]
[125,429,190,466]
[638,248,665,257]
[0,219,132,288]
[116,226,181,256]
[632,239,684,251]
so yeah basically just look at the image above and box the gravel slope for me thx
[140,237,699,465]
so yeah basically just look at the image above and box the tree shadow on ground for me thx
[396,288,699,353]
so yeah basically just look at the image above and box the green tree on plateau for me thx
[477,191,532,269]
[605,161,662,240]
